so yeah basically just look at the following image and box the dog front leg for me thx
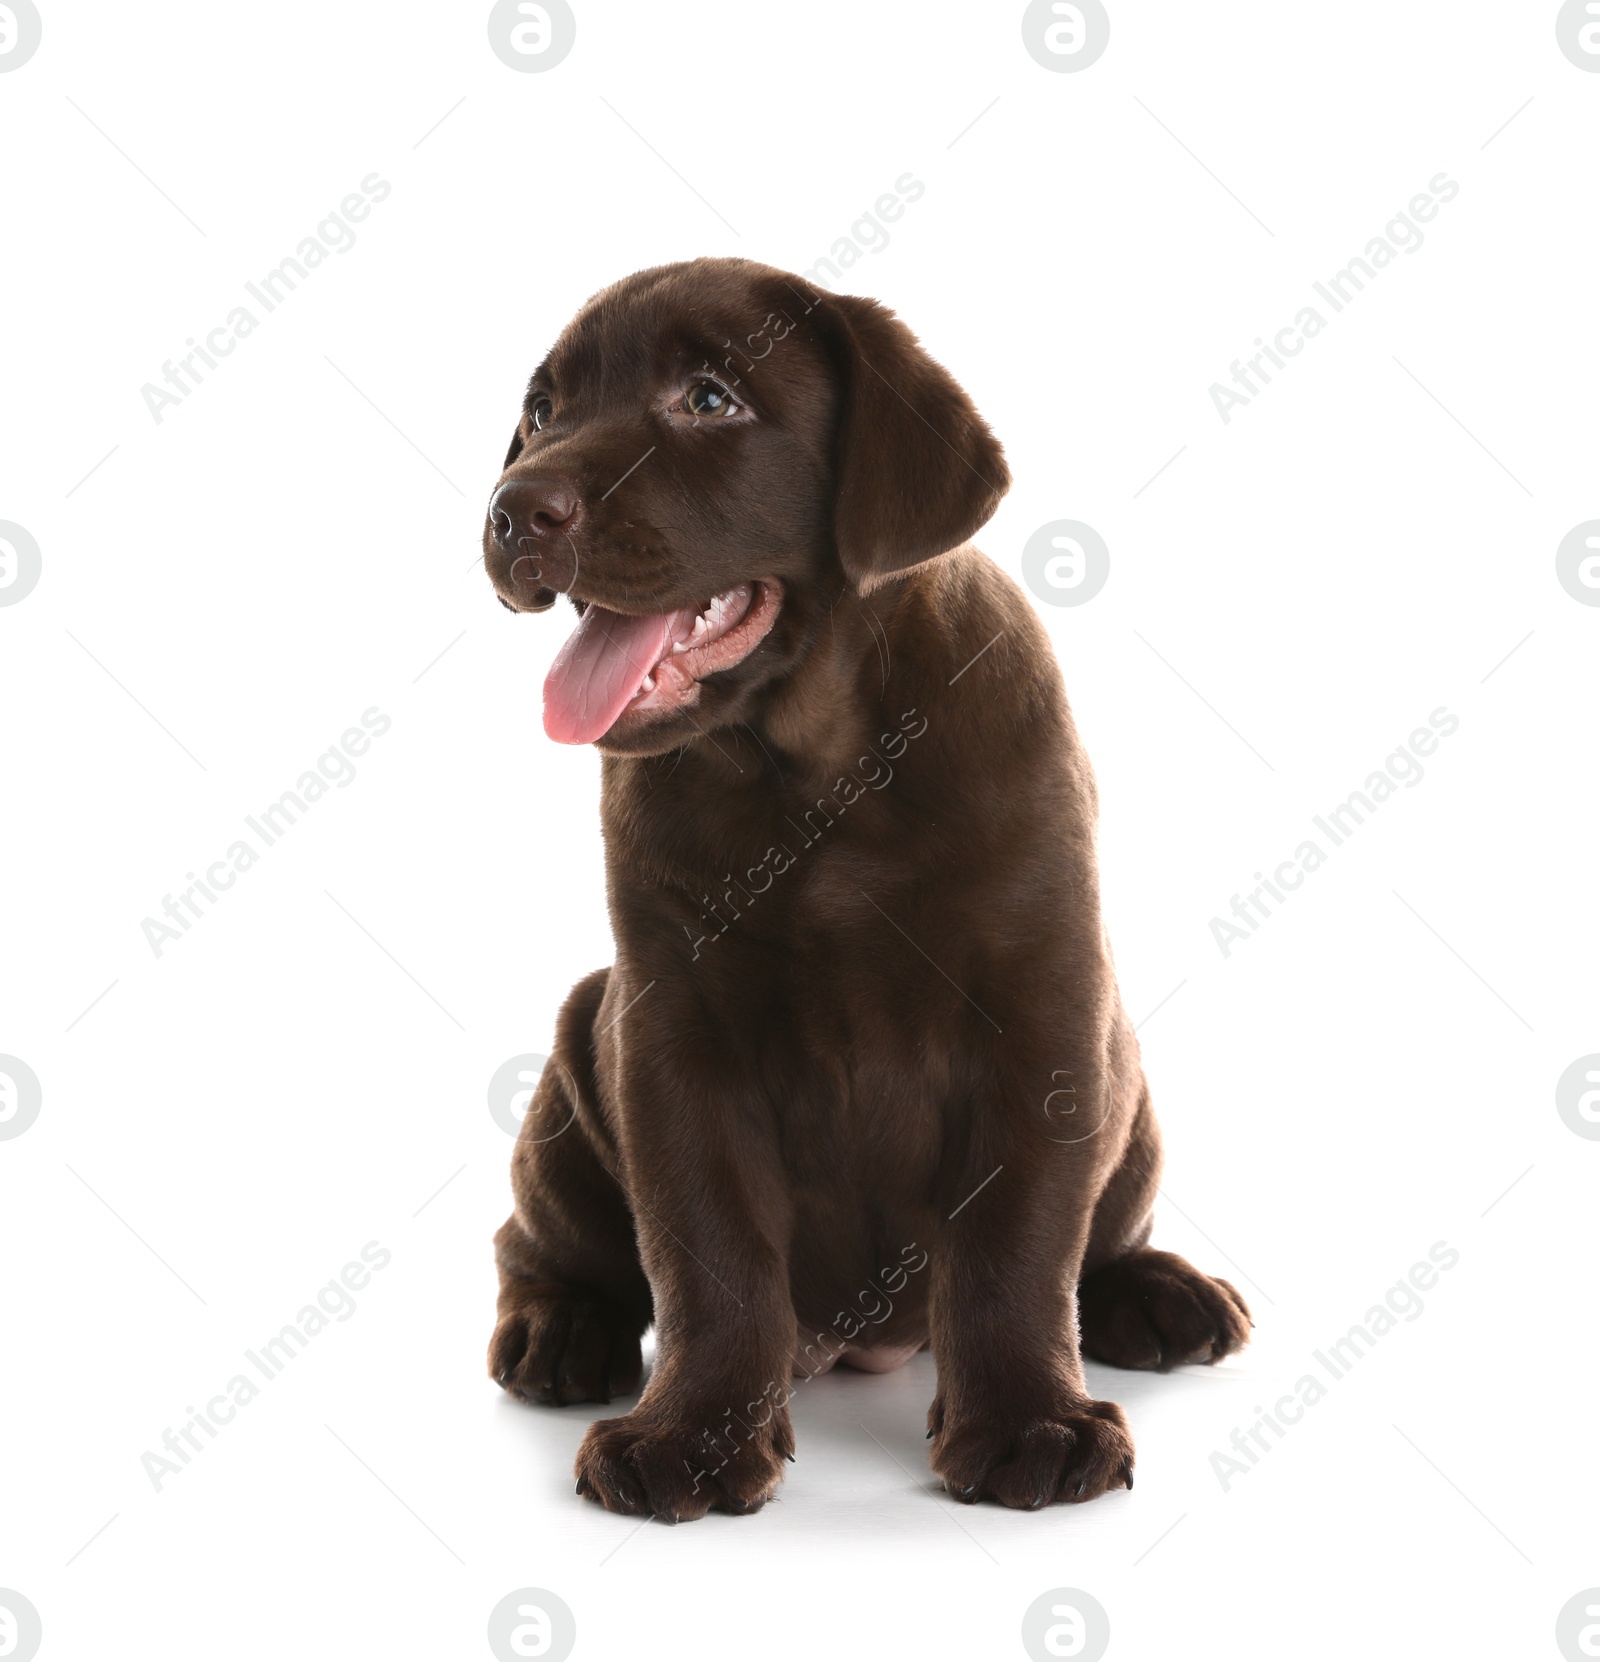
[926,1066,1136,1510]
[573,1020,797,1521]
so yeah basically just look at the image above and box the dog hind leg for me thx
[1077,1083,1252,1371]
[488,968,653,1406]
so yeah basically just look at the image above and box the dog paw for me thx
[488,1297,642,1407]
[574,1406,793,1521]
[929,1396,1134,1509]
[1079,1247,1252,1371]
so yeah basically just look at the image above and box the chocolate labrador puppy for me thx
[482,257,1250,1519]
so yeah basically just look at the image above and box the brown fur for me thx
[481,257,1250,1519]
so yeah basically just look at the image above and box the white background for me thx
[2,3,1597,1658]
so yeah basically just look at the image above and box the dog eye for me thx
[683,382,740,418]
[530,397,553,430]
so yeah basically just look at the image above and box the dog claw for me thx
[1121,1460,1134,1490]
[1074,1479,1086,1498]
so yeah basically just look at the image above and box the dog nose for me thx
[490,478,582,550]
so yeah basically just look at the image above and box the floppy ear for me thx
[822,293,1010,591]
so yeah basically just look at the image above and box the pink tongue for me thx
[543,601,699,745]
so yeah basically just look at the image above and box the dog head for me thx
[483,257,1008,754]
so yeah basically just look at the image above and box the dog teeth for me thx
[674,613,711,652]
[669,585,750,657]
[639,672,655,693]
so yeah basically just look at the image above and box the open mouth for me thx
[542,579,783,745]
